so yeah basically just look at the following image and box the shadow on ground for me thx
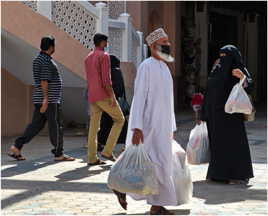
[1,179,112,209]
[1,147,86,178]
[55,164,112,182]
[113,209,190,215]
[193,180,267,204]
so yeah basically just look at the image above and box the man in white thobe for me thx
[113,28,178,215]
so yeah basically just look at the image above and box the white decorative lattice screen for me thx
[52,1,96,49]
[108,28,123,60]
[22,1,37,11]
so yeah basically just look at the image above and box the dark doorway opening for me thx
[207,12,238,73]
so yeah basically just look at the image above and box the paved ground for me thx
[1,111,267,215]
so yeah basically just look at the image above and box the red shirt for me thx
[85,48,112,103]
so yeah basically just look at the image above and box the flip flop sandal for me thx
[87,159,106,166]
[150,208,164,215]
[7,153,26,161]
[54,155,75,162]
[112,190,127,210]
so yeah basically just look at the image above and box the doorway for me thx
[207,12,238,73]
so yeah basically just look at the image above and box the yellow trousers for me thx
[88,98,125,163]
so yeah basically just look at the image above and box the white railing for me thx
[22,1,145,67]
[109,13,144,67]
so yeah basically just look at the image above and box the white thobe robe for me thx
[126,57,178,206]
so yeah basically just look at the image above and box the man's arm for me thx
[40,81,48,113]
[101,54,116,106]
[39,61,51,113]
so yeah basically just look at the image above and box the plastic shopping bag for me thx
[225,77,253,114]
[107,144,159,195]
[172,140,193,205]
[186,122,210,165]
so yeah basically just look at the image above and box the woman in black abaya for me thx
[201,45,254,184]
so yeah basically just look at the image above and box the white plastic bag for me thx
[107,144,159,195]
[186,122,210,165]
[172,140,193,205]
[225,77,253,114]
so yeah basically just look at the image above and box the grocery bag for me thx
[186,122,210,164]
[107,144,159,195]
[172,140,193,205]
[225,76,253,114]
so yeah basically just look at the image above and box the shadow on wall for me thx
[62,87,88,126]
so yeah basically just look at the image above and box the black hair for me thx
[40,36,55,51]
[93,33,108,46]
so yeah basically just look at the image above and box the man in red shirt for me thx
[85,33,125,165]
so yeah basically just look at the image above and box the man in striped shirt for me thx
[8,36,75,161]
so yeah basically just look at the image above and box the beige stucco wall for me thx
[120,62,136,103]
[2,68,34,137]
[127,1,148,35]
[1,1,89,80]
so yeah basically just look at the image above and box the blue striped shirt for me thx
[32,52,63,104]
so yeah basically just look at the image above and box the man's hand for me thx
[132,129,144,145]
[40,98,48,113]
[40,80,49,113]
[196,120,202,125]
[104,85,116,107]
[110,96,117,107]
[232,69,245,80]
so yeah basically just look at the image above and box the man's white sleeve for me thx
[130,63,149,131]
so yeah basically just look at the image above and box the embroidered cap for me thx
[146,28,168,46]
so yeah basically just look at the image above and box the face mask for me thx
[157,45,171,55]
[104,46,109,53]
[156,44,174,62]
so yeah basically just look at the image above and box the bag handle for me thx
[238,76,246,88]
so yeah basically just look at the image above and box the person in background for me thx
[201,45,254,185]
[8,36,75,162]
[85,33,125,166]
[191,92,204,124]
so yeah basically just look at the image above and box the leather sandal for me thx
[150,207,174,215]
[7,153,26,161]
